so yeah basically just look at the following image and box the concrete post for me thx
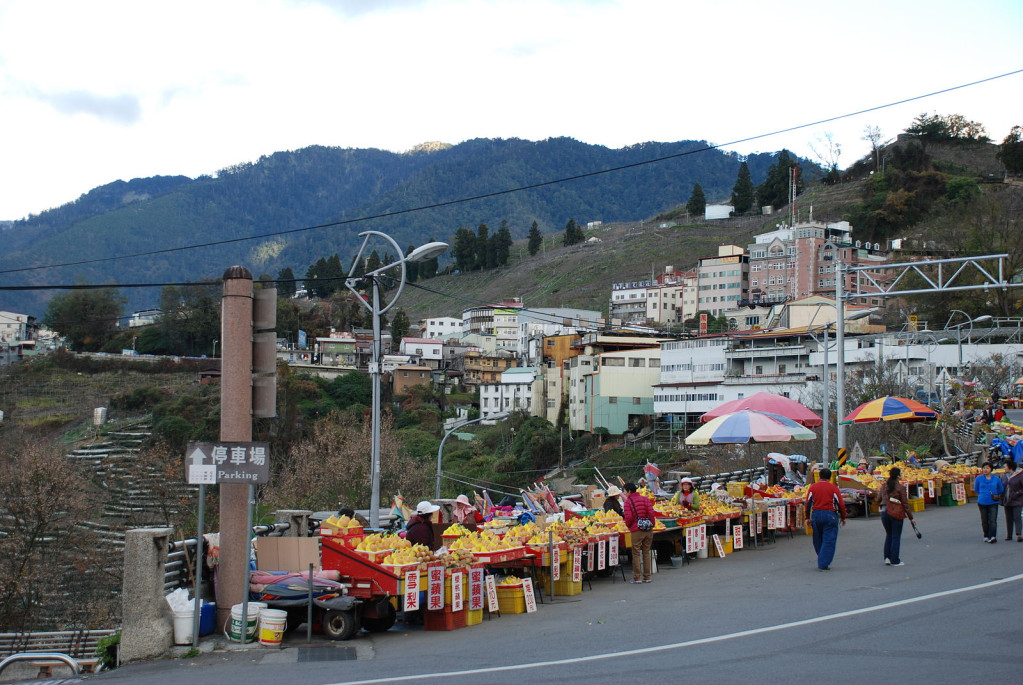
[274,510,313,537]
[217,266,253,630]
[120,527,174,663]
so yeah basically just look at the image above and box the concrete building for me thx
[399,337,445,369]
[518,307,602,365]
[420,316,462,339]
[480,367,541,418]
[314,333,357,366]
[392,365,432,395]
[696,245,749,317]
[463,349,516,386]
[565,332,670,434]
[0,310,35,342]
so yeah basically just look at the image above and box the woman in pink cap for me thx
[453,494,483,524]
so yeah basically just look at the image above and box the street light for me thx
[807,306,875,464]
[945,309,993,374]
[212,339,218,358]
[346,231,448,528]
[435,412,511,499]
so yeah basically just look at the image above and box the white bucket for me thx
[227,602,265,642]
[697,545,709,559]
[258,608,288,646]
[172,610,194,645]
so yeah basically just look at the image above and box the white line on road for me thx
[328,572,1023,685]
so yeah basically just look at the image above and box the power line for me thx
[2,69,1019,278]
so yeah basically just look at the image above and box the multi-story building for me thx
[399,337,444,369]
[565,332,670,434]
[609,282,652,325]
[518,307,602,366]
[314,333,357,366]
[480,367,541,418]
[747,219,889,307]
[461,298,523,353]
[696,245,749,317]
[420,316,462,339]
[463,349,517,386]
[0,311,36,342]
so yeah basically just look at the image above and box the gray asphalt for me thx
[51,495,1023,685]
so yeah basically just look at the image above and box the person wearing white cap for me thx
[603,485,624,515]
[406,500,441,547]
[678,478,700,510]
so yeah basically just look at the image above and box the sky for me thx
[1,0,1021,221]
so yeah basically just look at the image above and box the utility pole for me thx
[216,267,253,630]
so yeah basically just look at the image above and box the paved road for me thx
[53,499,1022,685]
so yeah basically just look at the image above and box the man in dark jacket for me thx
[622,482,655,583]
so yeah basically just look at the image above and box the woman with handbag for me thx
[878,467,914,567]
[622,482,655,584]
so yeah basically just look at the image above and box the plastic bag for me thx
[165,587,192,613]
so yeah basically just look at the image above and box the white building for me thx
[480,367,541,418]
[0,311,33,342]
[399,337,445,368]
[518,307,602,365]
[421,316,462,339]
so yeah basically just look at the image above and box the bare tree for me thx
[862,125,885,173]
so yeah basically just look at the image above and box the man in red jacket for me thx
[804,469,847,571]
[622,482,656,583]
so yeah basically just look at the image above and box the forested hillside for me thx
[0,138,814,316]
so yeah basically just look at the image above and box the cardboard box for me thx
[255,537,320,572]
[582,486,606,510]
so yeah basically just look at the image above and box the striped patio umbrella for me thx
[839,396,938,424]
[685,410,817,445]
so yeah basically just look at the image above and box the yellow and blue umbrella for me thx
[840,396,937,424]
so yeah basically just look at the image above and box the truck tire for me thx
[361,602,396,633]
[322,609,359,641]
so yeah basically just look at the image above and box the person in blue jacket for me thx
[974,462,1005,543]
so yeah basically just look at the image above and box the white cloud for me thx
[0,0,1020,219]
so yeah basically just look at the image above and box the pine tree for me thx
[686,183,706,217]
[277,267,296,297]
[730,162,755,215]
[563,218,584,246]
[390,308,411,348]
[527,221,543,256]
[493,223,513,266]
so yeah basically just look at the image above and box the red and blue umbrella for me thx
[840,396,937,424]
[685,410,817,445]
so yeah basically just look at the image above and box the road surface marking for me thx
[329,572,1023,684]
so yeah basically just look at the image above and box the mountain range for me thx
[0,137,820,317]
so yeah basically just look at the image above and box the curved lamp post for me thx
[346,232,448,527]
[435,412,511,499]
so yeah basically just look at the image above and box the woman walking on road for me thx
[974,462,1004,543]
[1002,460,1023,542]
[878,466,914,566]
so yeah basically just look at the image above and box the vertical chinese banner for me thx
[685,527,695,554]
[699,313,708,335]
[712,533,725,557]
[587,542,595,571]
[597,539,606,570]
[609,536,619,566]
[484,574,499,613]
[427,565,444,611]
[698,523,707,551]
[522,578,538,614]
[732,521,744,549]
[927,480,935,498]
[451,571,464,612]
[572,548,582,582]
[552,546,561,581]
[403,569,420,612]
[469,567,484,612]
